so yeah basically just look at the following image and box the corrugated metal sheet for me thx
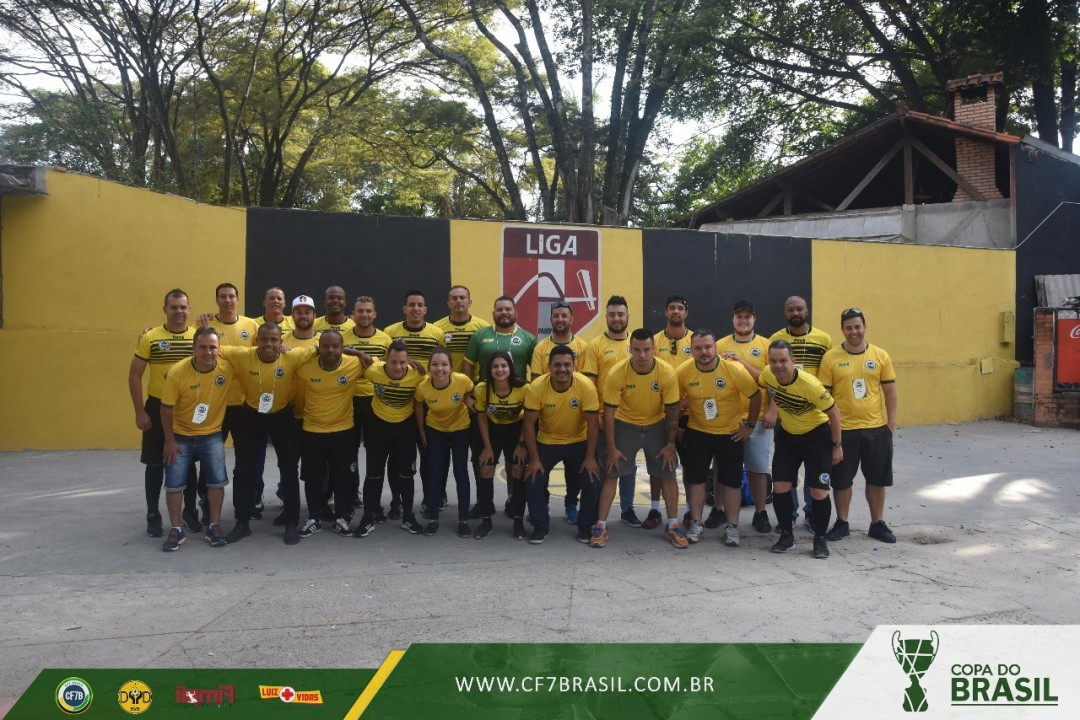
[1035,274,1080,307]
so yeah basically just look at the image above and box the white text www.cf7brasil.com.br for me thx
[455,675,715,694]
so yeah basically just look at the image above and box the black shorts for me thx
[681,428,743,487]
[140,397,165,465]
[365,414,417,479]
[831,425,893,489]
[773,422,833,491]
[480,420,523,467]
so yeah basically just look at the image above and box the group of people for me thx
[130,283,899,559]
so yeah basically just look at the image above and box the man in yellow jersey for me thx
[595,329,684,549]
[530,302,589,379]
[645,294,694,530]
[434,285,490,374]
[760,340,843,559]
[678,330,762,546]
[129,289,200,537]
[522,346,601,544]
[384,290,444,518]
[463,296,537,383]
[282,295,320,348]
[218,323,316,545]
[159,327,236,551]
[294,330,365,539]
[254,286,295,331]
[582,295,639,527]
[818,308,898,544]
[314,285,356,333]
[717,299,773,535]
[353,340,425,538]
[343,296,392,514]
[768,295,833,527]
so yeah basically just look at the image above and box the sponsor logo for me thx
[866,360,878,370]
[56,677,93,715]
[117,680,153,715]
[1071,325,1080,339]
[176,685,235,707]
[569,398,580,409]
[715,378,726,389]
[451,393,462,403]
[337,374,349,385]
[260,686,323,704]
[502,226,600,339]
[275,367,285,379]
[650,381,660,392]
[214,375,226,387]
[892,630,939,712]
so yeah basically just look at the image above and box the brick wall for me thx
[1032,308,1080,427]
[953,87,1002,201]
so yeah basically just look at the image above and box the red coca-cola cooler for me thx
[1056,313,1080,390]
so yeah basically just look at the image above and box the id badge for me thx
[192,403,209,425]
[852,378,867,400]
[258,392,274,414]
[703,398,718,421]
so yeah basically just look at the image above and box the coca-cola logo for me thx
[1070,325,1080,340]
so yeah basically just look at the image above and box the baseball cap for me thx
[291,295,316,310]
[665,294,689,308]
[733,299,755,314]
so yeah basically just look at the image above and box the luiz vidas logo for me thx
[892,630,940,712]
[260,685,323,704]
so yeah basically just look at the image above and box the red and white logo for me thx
[502,226,601,339]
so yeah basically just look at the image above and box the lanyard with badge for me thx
[257,355,283,413]
[191,361,218,425]
[694,366,720,422]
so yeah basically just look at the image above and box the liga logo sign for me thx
[502,226,600,340]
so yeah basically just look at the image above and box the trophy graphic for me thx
[892,630,940,712]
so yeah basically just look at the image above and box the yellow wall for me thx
[0,171,246,450]
[449,220,643,340]
[812,240,1018,425]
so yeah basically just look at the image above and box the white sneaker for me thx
[723,523,740,547]
[685,520,705,544]
[332,518,352,537]
[298,518,320,538]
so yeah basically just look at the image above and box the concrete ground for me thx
[1,420,1077,714]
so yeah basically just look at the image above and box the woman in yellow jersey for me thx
[415,348,476,537]
[474,351,529,539]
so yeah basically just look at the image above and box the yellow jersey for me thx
[219,346,316,414]
[341,326,393,397]
[819,343,896,430]
[434,315,491,374]
[581,333,630,396]
[363,361,423,423]
[717,332,770,419]
[415,373,475,433]
[294,355,363,433]
[603,358,680,426]
[161,357,236,436]
[769,326,833,377]
[384,321,444,365]
[473,382,527,425]
[530,335,590,379]
[524,372,600,445]
[677,359,760,434]
[135,325,196,399]
[313,316,356,333]
[206,314,258,406]
[254,314,296,332]
[654,329,694,368]
[759,366,834,435]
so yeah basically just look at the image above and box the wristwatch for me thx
[832,441,843,448]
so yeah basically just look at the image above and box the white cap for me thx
[291,294,315,310]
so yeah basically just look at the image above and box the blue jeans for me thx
[527,442,597,533]
[425,426,471,521]
[165,434,227,491]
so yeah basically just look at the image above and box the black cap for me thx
[665,294,689,308]
[733,299,755,314]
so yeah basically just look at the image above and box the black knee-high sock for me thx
[145,466,164,514]
[773,490,794,533]
[812,495,833,537]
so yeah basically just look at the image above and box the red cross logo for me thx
[280,687,295,703]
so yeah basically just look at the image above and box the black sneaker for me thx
[771,531,795,553]
[528,525,548,544]
[331,518,353,537]
[298,518,320,538]
[146,512,163,538]
[182,507,203,533]
[641,509,662,530]
[272,511,287,527]
[354,515,375,538]
[400,515,422,534]
[474,519,493,539]
[512,520,528,540]
[704,507,725,529]
[751,510,772,534]
[162,526,186,552]
[284,524,300,545]
[813,535,830,559]
[387,504,403,521]
[457,521,471,538]
[577,528,591,544]
[868,520,897,543]
[204,523,227,547]
[373,507,387,524]
[826,519,850,541]
[225,523,251,544]
[423,520,440,536]
[620,508,643,528]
